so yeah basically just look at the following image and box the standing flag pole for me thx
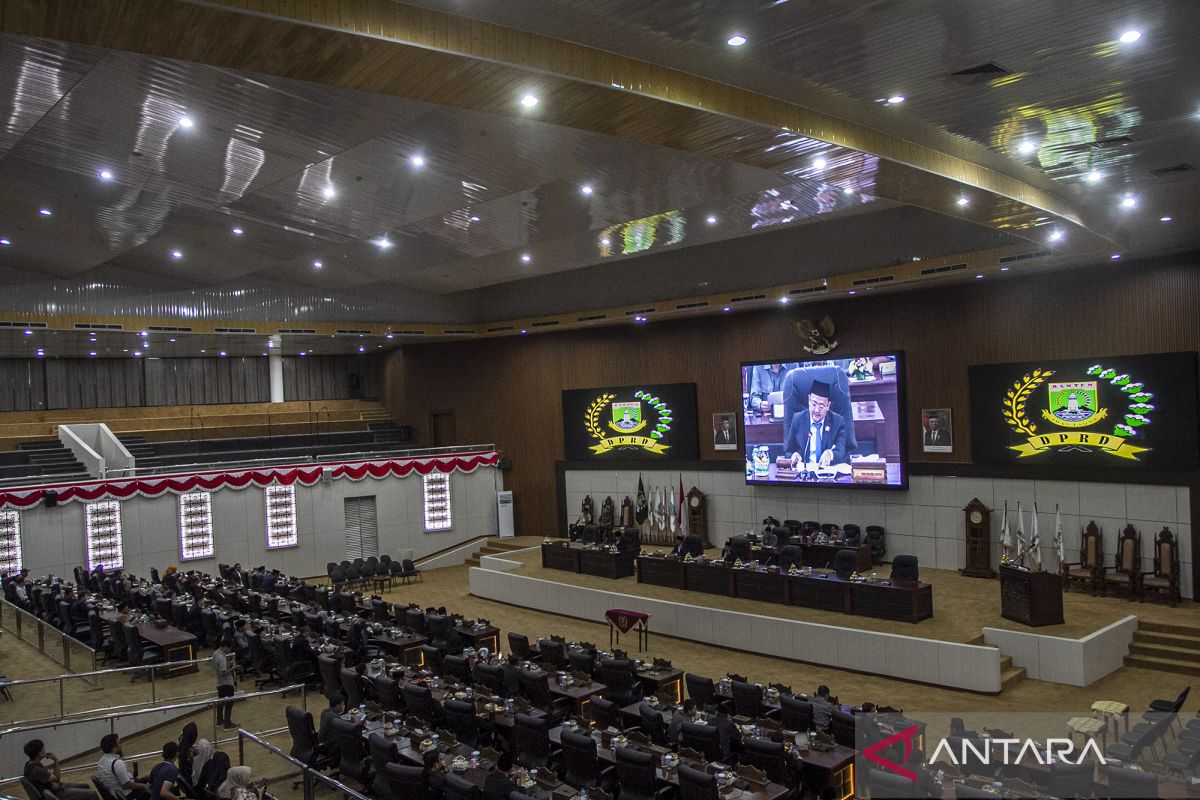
[1000,500,1013,560]
[1030,502,1042,570]
[635,475,649,537]
[1053,505,1065,571]
[1016,501,1027,568]
[677,475,688,536]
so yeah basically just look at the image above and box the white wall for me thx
[15,466,501,580]
[564,470,1193,599]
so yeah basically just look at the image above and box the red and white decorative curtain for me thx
[0,450,499,510]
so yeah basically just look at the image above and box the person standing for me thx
[213,641,238,730]
[97,734,150,800]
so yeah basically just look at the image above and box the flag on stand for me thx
[1000,501,1012,554]
[654,487,664,532]
[1053,505,1065,569]
[1030,503,1042,569]
[667,485,676,533]
[1016,501,1027,566]
[635,476,649,527]
[677,476,685,531]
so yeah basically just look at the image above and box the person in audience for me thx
[212,641,238,730]
[810,685,835,733]
[483,753,521,800]
[667,699,698,745]
[217,766,264,800]
[24,739,95,800]
[148,742,181,800]
[760,527,778,548]
[669,536,686,557]
[501,653,522,696]
[290,625,318,668]
[228,620,251,661]
[319,696,356,745]
[97,733,150,800]
[259,571,277,593]
[12,575,32,610]
[859,702,876,714]
[190,740,214,791]
[229,564,244,585]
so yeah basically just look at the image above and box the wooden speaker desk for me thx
[1000,565,1064,627]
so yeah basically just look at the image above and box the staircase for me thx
[369,422,410,448]
[17,439,88,476]
[464,538,532,567]
[967,635,1028,691]
[117,434,156,460]
[1124,621,1200,676]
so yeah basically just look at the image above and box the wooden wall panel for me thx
[0,360,46,411]
[384,254,1200,540]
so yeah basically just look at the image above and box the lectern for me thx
[1000,565,1064,627]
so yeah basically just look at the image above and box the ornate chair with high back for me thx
[1062,521,1103,595]
[1101,524,1140,600]
[597,496,616,543]
[1141,527,1181,606]
[620,496,635,528]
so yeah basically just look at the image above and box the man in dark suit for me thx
[924,412,951,448]
[714,417,735,445]
[785,380,848,468]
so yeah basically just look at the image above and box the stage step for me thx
[1128,642,1200,661]
[1001,664,1027,691]
[464,538,529,566]
[1123,654,1200,677]
[1132,631,1200,651]
[1138,621,1200,638]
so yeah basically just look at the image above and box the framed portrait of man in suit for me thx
[713,412,737,450]
[922,408,953,453]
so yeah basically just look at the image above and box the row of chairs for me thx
[327,556,421,590]
[773,519,886,562]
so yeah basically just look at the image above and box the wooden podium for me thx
[1000,565,1064,627]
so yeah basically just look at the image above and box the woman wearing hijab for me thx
[191,740,214,788]
[216,766,264,800]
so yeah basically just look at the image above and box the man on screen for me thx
[785,379,849,468]
[749,363,797,412]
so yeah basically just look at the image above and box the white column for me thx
[268,336,284,402]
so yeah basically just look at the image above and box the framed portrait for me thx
[922,408,953,453]
[713,412,738,450]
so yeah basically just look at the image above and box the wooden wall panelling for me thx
[0,360,45,411]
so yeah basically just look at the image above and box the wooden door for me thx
[432,411,457,446]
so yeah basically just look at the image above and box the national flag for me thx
[1053,505,1065,568]
[655,487,665,531]
[1016,501,1027,566]
[667,485,676,533]
[678,478,689,536]
[1030,502,1042,569]
[677,476,685,530]
[635,476,649,527]
[1000,501,1012,552]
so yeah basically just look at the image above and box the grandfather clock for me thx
[960,498,996,578]
[686,488,709,548]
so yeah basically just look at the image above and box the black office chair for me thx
[123,624,162,680]
[561,729,615,790]
[406,607,429,634]
[1048,761,1095,797]
[375,675,403,713]
[513,712,558,770]
[841,523,862,546]
[778,545,803,571]
[508,632,535,660]
[443,654,473,685]
[830,709,856,748]
[678,763,720,800]
[340,667,364,708]
[419,644,443,675]
[330,717,373,788]
[441,773,480,800]
[615,746,671,800]
[681,534,705,558]
[1107,766,1159,798]
[780,694,813,732]
[680,720,723,763]
[866,525,886,562]
[398,559,421,584]
[368,733,399,800]
[891,555,919,585]
[403,682,439,724]
[589,697,622,731]
[382,764,431,800]
[582,524,598,544]
[870,769,922,798]
[726,536,752,563]
[731,680,775,719]
[832,549,858,580]
[518,669,572,723]
[538,639,567,669]
[568,648,597,678]
[741,738,793,787]
[473,662,507,697]
[599,658,643,707]
[638,702,669,746]
[686,673,718,709]
[444,698,487,746]
[285,705,338,778]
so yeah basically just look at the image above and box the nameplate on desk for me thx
[850,461,887,483]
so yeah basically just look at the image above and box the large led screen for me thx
[740,354,907,488]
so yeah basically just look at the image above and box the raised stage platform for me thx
[468,544,1191,692]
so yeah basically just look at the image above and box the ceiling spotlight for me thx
[779,297,790,304]
[469,215,481,222]
[374,237,393,249]
[298,351,305,357]
[1111,253,1122,260]
[132,351,142,357]
[385,332,394,339]
[38,208,52,216]
[1000,266,1010,272]
[520,329,527,334]
[975,274,984,279]
[410,155,425,168]
[321,186,336,200]
[1120,196,1137,208]
[171,250,183,259]
[22,329,31,336]
[169,338,175,342]
[848,290,857,295]
[520,94,539,108]
[600,237,611,246]
[580,184,594,195]
[219,351,227,357]
[956,195,970,207]
[177,115,194,129]
[140,331,148,337]
[99,169,114,181]
[1085,170,1103,183]
[706,215,718,225]
[357,346,365,353]
[313,260,323,269]
[886,95,905,105]
[1119,30,1142,43]
[89,352,96,357]
[0,238,10,246]
[1048,229,1064,242]
[1017,140,1037,155]
[231,227,244,235]
[1160,215,1173,222]
[35,350,44,358]
[842,186,855,195]
[723,306,731,312]
[727,34,747,47]
[520,253,532,263]
[812,157,827,170]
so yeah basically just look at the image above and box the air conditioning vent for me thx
[1149,163,1195,177]
[73,323,122,330]
[789,285,828,296]
[531,320,560,328]
[852,275,895,287]
[334,328,370,335]
[486,326,513,333]
[0,321,47,329]
[675,301,709,310]
[624,307,655,316]
[214,327,255,334]
[998,250,1051,264]
[949,62,1011,84]
[919,263,968,276]
[729,293,767,303]
[442,329,474,335]
[393,330,426,336]
[576,314,607,322]
[148,325,192,332]
[277,328,317,334]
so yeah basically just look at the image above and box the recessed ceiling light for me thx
[140,331,148,337]
[848,290,857,295]
[1085,170,1103,183]
[580,184,594,195]
[322,186,336,200]
[1160,215,1173,222]
[199,349,205,353]
[842,186,854,195]
[358,346,365,352]
[520,253,532,263]
[886,95,905,105]
[469,215,481,222]
[1000,266,1010,272]
[727,34,747,47]
[706,215,718,225]
[99,169,114,181]
[723,306,731,312]
[219,351,227,357]
[35,351,44,358]
[1048,229,1064,242]
[22,329,31,336]
[177,115,194,129]
[1017,140,1037,155]
[520,94,539,108]
[171,250,183,259]
[779,297,790,304]
[812,157,827,170]
[956,195,970,207]
[313,260,323,269]
[169,338,175,342]
[1120,196,1137,208]
[88,352,96,357]
[0,238,10,246]
[410,155,425,168]
[298,351,305,357]
[1119,30,1142,43]
[132,351,142,357]
[520,329,527,334]
[1111,253,1122,260]
[231,227,243,235]
[600,237,611,246]
[385,332,394,339]
[375,237,393,249]
[38,208,52,216]
[975,274,984,279]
